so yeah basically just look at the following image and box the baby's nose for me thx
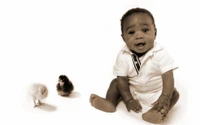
[136,36,143,40]
[135,32,144,39]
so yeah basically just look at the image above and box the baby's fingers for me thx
[138,103,142,110]
[137,106,142,112]
[133,106,141,113]
[135,103,142,112]
[127,107,131,112]
[162,105,169,114]
[152,102,161,111]
[156,104,165,112]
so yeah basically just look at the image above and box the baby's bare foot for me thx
[142,109,165,124]
[90,94,116,112]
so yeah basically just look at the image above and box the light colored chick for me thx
[28,83,48,108]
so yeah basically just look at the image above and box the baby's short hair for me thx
[120,7,156,33]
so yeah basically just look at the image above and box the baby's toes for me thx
[90,94,97,103]
[90,94,96,100]
[90,94,96,98]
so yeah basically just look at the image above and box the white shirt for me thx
[113,42,178,93]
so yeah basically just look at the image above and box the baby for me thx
[90,7,179,124]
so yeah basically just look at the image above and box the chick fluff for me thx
[28,83,48,108]
[56,75,74,96]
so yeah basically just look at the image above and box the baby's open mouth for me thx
[135,42,146,47]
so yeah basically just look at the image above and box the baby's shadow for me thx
[37,103,57,112]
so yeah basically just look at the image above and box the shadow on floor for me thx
[36,103,57,112]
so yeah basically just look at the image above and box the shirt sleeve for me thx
[113,53,128,76]
[155,48,178,74]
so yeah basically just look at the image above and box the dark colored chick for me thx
[56,75,74,96]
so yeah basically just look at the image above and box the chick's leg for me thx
[33,100,43,108]
[33,99,37,108]
[37,100,43,106]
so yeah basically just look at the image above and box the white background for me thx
[0,0,197,124]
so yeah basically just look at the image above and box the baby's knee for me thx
[110,78,118,86]
[172,88,180,100]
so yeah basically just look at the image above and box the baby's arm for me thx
[117,76,142,113]
[161,70,174,98]
[153,70,174,114]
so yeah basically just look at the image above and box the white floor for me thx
[0,0,197,124]
[1,70,188,125]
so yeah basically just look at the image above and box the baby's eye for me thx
[142,28,149,32]
[128,31,135,34]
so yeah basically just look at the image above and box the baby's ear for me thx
[154,28,157,37]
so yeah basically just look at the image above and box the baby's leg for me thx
[90,78,121,112]
[142,88,179,124]
[90,94,116,112]
[168,88,179,111]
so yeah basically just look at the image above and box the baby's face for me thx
[122,13,156,53]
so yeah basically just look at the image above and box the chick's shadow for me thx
[69,91,81,98]
[37,103,57,112]
[59,91,81,98]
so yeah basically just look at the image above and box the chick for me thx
[28,83,48,108]
[56,75,74,96]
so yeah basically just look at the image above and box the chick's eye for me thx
[128,31,135,34]
[143,28,149,32]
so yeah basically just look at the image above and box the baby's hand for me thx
[152,95,170,115]
[125,99,142,113]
